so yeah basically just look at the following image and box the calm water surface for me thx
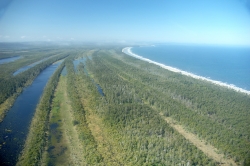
[13,57,52,76]
[0,57,20,64]
[132,45,250,90]
[0,62,61,165]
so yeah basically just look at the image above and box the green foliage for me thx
[83,52,217,165]
[65,59,104,165]
[17,61,65,166]
[0,52,69,105]
[13,47,249,165]
[87,49,250,165]
[73,120,79,126]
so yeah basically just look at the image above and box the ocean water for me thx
[131,44,250,91]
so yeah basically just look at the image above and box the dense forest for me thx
[87,49,250,165]
[1,45,249,165]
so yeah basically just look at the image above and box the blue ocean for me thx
[132,44,250,91]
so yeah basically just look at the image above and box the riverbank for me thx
[0,88,21,123]
[0,62,63,165]
[0,58,67,123]
[122,47,250,95]
[16,62,64,166]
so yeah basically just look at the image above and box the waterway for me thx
[13,57,52,76]
[0,62,61,166]
[0,56,21,65]
[73,57,86,72]
[73,57,104,96]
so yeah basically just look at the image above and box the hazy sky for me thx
[0,0,250,46]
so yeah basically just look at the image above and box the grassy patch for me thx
[45,76,71,166]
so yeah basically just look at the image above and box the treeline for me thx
[89,49,250,165]
[83,53,217,165]
[17,61,65,165]
[0,53,68,104]
[0,53,69,122]
[0,54,16,60]
[65,59,103,164]
[0,48,73,105]
[0,49,65,78]
[13,47,250,165]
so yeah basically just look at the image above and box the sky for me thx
[0,0,250,46]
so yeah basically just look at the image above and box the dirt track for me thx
[160,113,237,166]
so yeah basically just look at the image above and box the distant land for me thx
[0,43,249,166]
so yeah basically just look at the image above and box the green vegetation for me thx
[84,51,216,165]
[65,59,103,165]
[0,46,70,122]
[5,46,248,165]
[45,76,70,166]
[87,49,249,165]
[17,61,65,165]
[0,53,67,103]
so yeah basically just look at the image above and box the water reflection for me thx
[0,62,61,165]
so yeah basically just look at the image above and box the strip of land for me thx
[159,113,237,166]
[42,76,86,165]
[76,69,121,165]
[122,47,250,95]
[59,76,86,165]
[14,48,249,165]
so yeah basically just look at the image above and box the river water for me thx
[13,57,52,76]
[0,62,61,165]
[0,57,21,65]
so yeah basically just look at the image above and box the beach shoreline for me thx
[122,47,250,95]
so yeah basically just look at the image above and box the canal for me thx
[0,62,61,165]
[0,56,21,65]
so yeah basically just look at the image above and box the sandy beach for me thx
[122,47,250,95]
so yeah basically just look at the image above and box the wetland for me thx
[0,44,249,166]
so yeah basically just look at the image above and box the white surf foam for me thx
[122,47,250,95]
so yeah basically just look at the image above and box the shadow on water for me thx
[0,62,61,166]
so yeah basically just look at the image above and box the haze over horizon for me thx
[0,0,250,46]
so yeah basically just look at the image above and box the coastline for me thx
[122,47,250,95]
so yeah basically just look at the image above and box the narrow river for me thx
[0,56,21,65]
[13,56,52,76]
[0,62,61,166]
